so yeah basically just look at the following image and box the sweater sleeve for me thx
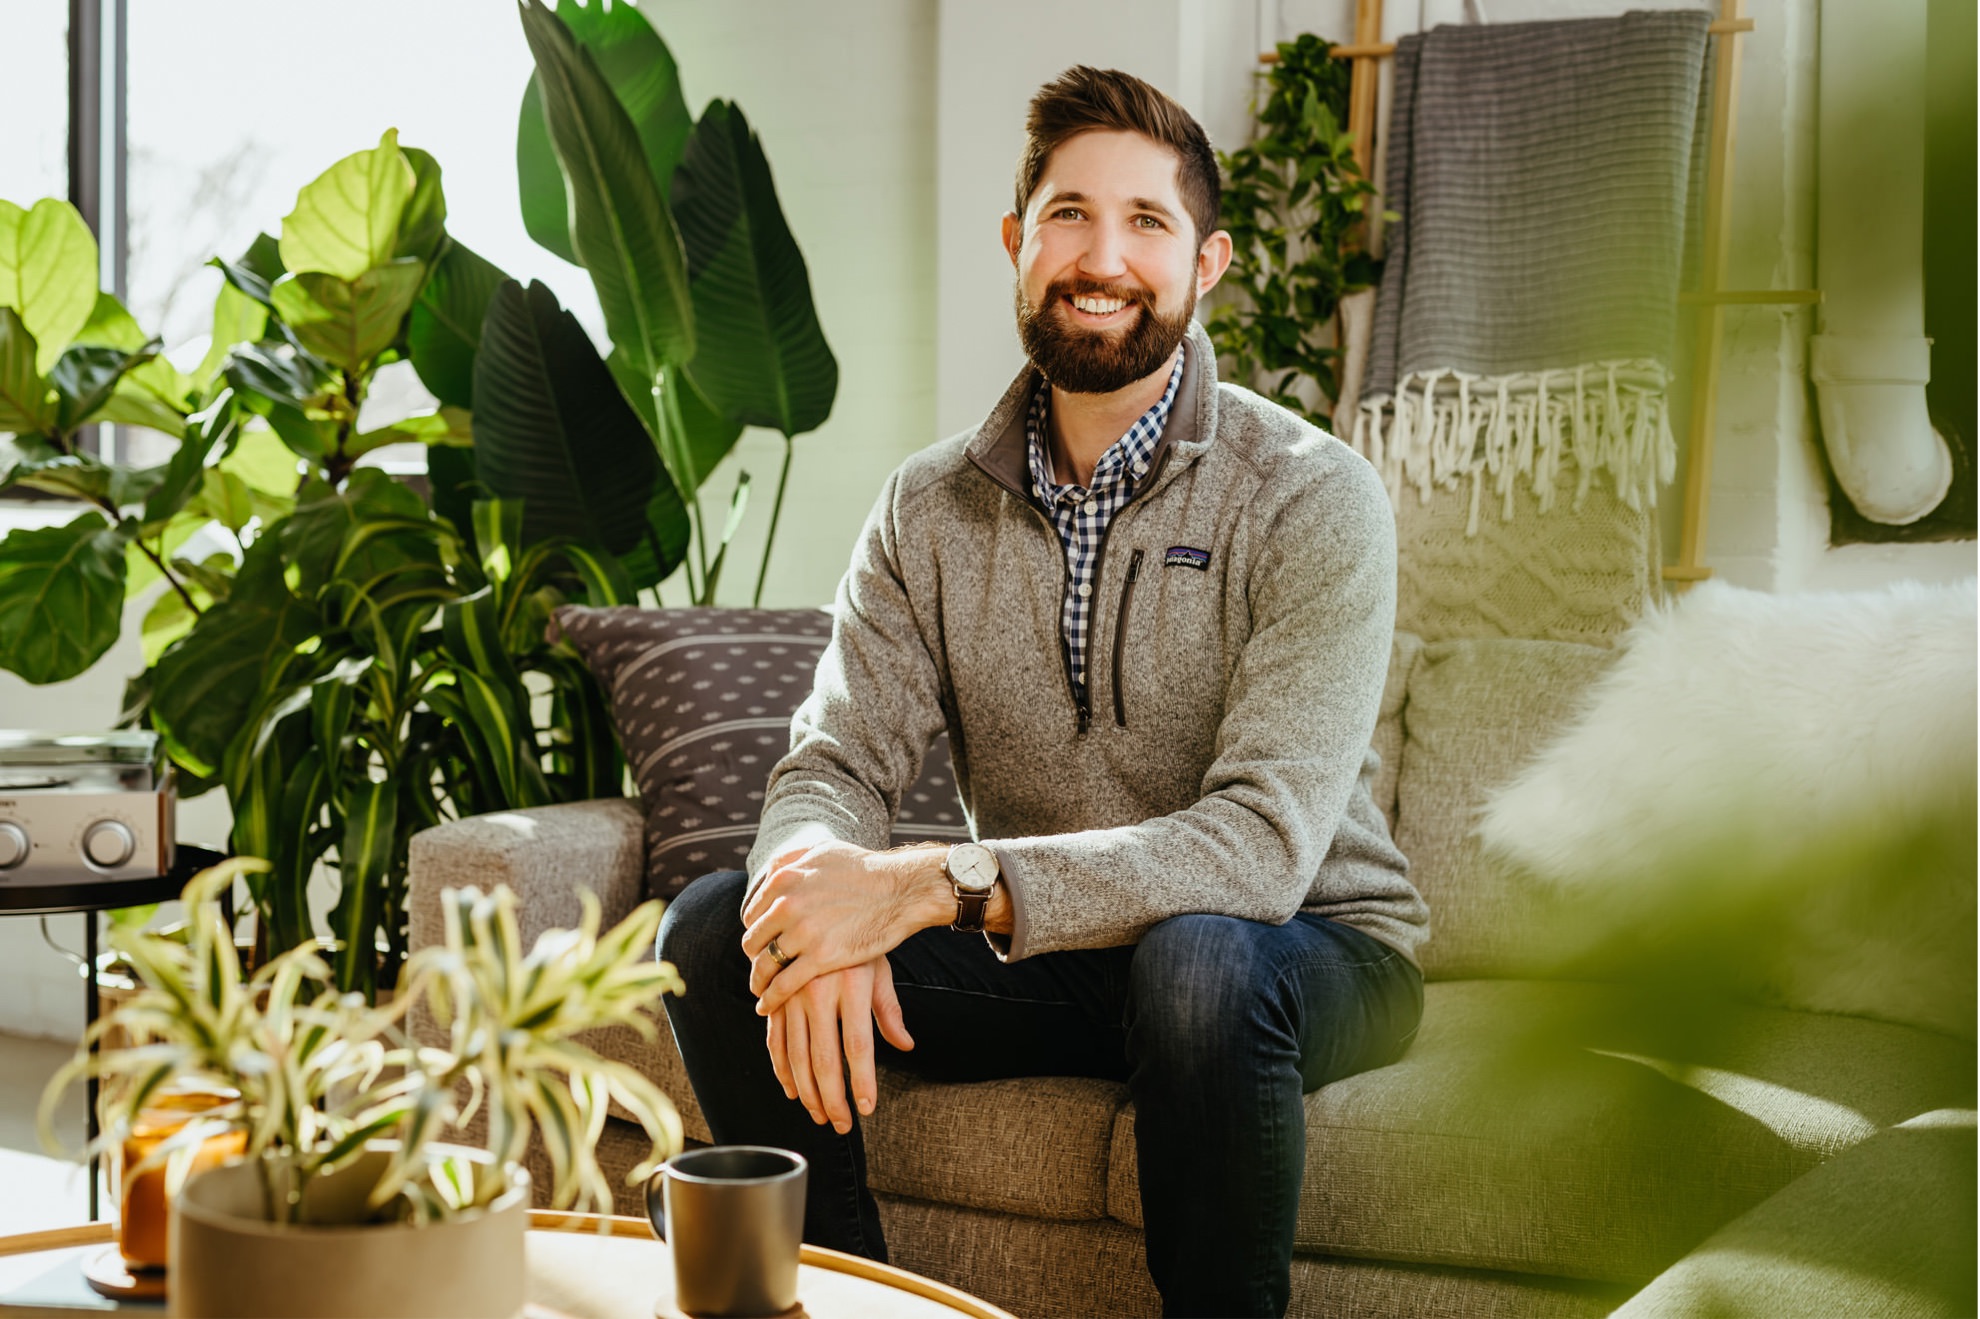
[988,452,1398,960]
[745,467,948,899]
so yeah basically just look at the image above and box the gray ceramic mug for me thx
[645,1146,808,1317]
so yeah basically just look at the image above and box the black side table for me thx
[0,845,226,1221]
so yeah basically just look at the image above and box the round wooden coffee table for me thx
[0,1213,1014,1319]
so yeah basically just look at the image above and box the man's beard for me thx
[1015,276,1194,395]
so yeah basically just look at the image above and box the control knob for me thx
[82,820,136,870]
[0,822,26,870]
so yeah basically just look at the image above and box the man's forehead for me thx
[1029,131,1185,210]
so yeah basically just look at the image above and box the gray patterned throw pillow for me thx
[552,606,969,899]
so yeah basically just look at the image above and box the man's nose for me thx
[1077,225,1129,281]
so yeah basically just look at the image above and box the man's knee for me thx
[656,869,750,986]
[1127,915,1285,1058]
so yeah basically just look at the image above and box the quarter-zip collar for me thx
[967,320,1219,508]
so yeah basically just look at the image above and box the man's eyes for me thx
[1047,208,1166,230]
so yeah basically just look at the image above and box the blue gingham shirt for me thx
[1025,350,1184,709]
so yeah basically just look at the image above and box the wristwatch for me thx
[943,842,1000,934]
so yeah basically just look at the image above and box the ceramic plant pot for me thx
[169,1146,528,1319]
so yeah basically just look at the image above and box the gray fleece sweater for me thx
[747,323,1429,963]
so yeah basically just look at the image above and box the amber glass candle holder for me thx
[116,1085,246,1272]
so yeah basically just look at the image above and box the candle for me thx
[118,1086,245,1272]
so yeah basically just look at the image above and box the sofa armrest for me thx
[407,798,647,957]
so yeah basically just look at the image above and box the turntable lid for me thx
[0,731,163,766]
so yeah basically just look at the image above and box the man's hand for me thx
[765,957,915,1133]
[742,840,951,1015]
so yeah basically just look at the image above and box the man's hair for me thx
[1015,66,1221,247]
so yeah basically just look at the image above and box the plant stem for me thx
[752,436,795,608]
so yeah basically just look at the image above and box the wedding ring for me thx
[766,937,794,969]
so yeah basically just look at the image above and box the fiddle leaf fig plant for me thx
[1208,33,1385,428]
[40,859,684,1222]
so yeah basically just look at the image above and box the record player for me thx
[0,732,176,884]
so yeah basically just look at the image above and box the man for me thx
[659,66,1429,1318]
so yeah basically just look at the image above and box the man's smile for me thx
[1061,291,1142,326]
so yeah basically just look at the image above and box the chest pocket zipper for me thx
[1111,549,1144,728]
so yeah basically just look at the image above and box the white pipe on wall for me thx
[1812,0,1952,525]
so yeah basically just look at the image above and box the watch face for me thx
[947,842,999,892]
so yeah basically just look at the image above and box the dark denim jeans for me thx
[658,870,1423,1319]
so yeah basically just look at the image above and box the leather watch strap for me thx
[951,888,991,934]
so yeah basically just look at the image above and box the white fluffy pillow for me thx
[1477,577,1977,1036]
[1479,578,1977,884]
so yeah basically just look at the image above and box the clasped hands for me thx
[740,839,951,1134]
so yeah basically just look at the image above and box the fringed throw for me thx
[1356,10,1711,531]
[1359,360,1678,536]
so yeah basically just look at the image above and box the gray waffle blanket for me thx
[1356,9,1711,527]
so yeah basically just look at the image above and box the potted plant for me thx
[39,857,684,1319]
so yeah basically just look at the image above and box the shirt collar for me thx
[1025,349,1185,507]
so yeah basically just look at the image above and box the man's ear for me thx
[1195,229,1235,296]
[1000,211,1023,267]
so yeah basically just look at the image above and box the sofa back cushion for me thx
[1371,633,1425,832]
[554,606,969,898]
[1392,636,1616,979]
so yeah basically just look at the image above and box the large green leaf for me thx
[191,281,268,389]
[607,351,740,499]
[209,233,285,310]
[518,1,694,395]
[142,388,241,529]
[407,239,509,409]
[516,0,693,265]
[149,548,318,777]
[225,344,335,460]
[279,129,416,281]
[672,101,838,438]
[472,279,686,575]
[74,292,190,407]
[0,512,131,684]
[331,778,398,994]
[268,261,425,372]
[0,306,52,435]
[0,198,99,373]
[394,147,449,264]
[51,339,161,433]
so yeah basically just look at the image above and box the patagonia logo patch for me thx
[1164,545,1211,571]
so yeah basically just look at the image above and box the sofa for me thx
[406,600,1976,1318]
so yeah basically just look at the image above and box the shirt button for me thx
[1133,461,1148,476]
[1077,583,1092,598]
[1075,670,1085,683]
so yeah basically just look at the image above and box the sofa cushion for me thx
[552,606,968,897]
[1611,1109,1977,1318]
[1393,637,1615,978]
[1104,979,1976,1284]
[1370,633,1424,831]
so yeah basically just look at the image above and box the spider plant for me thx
[39,858,684,1224]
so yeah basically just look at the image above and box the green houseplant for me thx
[40,858,682,1317]
[1207,33,1383,429]
[515,0,839,605]
[2,0,842,995]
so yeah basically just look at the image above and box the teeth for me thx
[1071,294,1127,314]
